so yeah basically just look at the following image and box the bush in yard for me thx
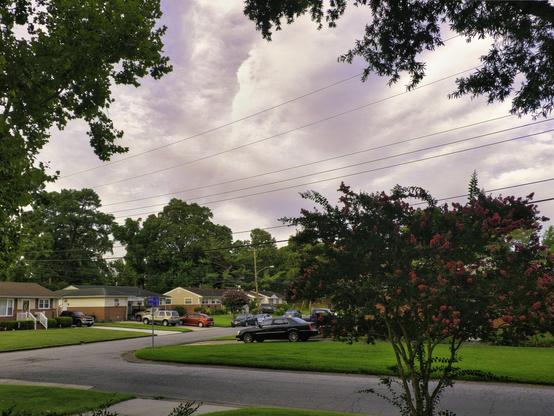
[174,306,186,317]
[221,289,249,314]
[47,319,57,328]
[287,182,553,416]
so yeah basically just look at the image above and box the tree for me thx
[287,183,553,416]
[0,1,171,274]
[244,0,554,117]
[10,189,115,288]
[113,199,234,292]
[543,225,554,253]
[221,288,249,314]
[467,170,481,202]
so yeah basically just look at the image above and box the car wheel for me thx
[288,330,299,342]
[243,333,254,343]
[143,318,150,325]
[198,322,204,327]
[162,320,169,326]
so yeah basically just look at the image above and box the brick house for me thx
[57,285,165,322]
[0,282,59,324]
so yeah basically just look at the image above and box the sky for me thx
[40,1,554,253]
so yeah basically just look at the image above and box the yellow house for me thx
[163,287,226,312]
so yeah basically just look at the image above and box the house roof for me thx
[0,282,58,298]
[248,290,284,299]
[178,287,228,297]
[56,285,163,298]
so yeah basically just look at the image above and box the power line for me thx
[60,35,462,179]
[89,66,479,190]
[115,128,554,218]
[102,114,513,207]
[106,120,553,215]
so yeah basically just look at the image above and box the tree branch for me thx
[509,0,554,25]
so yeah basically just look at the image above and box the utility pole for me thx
[253,248,259,306]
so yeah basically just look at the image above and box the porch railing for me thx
[16,311,37,330]
[35,311,48,330]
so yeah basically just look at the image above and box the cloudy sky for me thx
[40,1,554,250]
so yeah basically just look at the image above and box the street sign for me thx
[147,296,159,307]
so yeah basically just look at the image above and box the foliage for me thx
[543,225,554,253]
[0,0,171,275]
[174,306,186,316]
[285,182,553,416]
[7,189,114,287]
[221,289,250,314]
[113,199,234,292]
[244,0,554,117]
[166,402,201,416]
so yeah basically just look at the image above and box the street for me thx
[1,328,553,415]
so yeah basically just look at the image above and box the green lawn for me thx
[213,315,233,327]
[95,322,192,332]
[207,408,360,415]
[0,327,149,352]
[136,341,554,385]
[0,385,132,415]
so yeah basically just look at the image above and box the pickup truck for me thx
[136,309,180,326]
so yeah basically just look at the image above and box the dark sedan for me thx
[236,317,318,343]
[231,314,258,327]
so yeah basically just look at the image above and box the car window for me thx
[272,318,288,325]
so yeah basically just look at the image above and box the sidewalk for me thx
[104,398,236,415]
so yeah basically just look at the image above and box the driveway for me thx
[1,329,553,415]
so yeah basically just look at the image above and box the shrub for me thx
[47,319,57,328]
[174,306,186,316]
[212,308,225,315]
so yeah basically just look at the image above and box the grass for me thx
[206,408,360,415]
[0,385,132,415]
[136,340,554,385]
[213,314,233,327]
[0,327,149,352]
[95,322,192,332]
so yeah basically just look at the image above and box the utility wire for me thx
[60,35,462,179]
[107,120,553,215]
[116,128,554,219]
[102,114,512,207]
[89,66,479,190]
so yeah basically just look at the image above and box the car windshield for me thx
[74,312,85,317]
[291,317,308,324]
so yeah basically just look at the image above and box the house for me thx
[56,285,165,322]
[247,290,285,309]
[0,282,59,327]
[163,287,227,312]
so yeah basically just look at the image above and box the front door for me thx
[22,299,31,312]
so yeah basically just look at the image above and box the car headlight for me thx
[237,330,241,335]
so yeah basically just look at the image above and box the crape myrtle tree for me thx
[0,0,171,276]
[221,288,250,314]
[286,183,553,416]
[244,0,554,117]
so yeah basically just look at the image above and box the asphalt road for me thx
[1,327,553,415]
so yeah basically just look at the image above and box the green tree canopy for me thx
[9,188,115,288]
[113,199,234,293]
[244,0,554,116]
[0,0,171,273]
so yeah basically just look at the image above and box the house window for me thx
[184,298,193,305]
[201,299,209,305]
[38,299,50,309]
[114,298,120,307]
[165,298,172,305]
[0,298,14,316]
[214,299,221,304]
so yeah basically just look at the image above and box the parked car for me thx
[305,308,336,325]
[60,310,95,327]
[283,309,302,318]
[231,314,258,327]
[134,308,156,322]
[260,305,276,314]
[254,313,272,324]
[236,317,318,343]
[140,310,180,326]
[180,313,214,327]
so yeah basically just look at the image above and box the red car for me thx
[180,313,214,327]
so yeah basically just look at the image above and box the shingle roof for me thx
[249,290,284,299]
[0,282,58,298]
[56,285,163,298]
[184,287,228,297]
